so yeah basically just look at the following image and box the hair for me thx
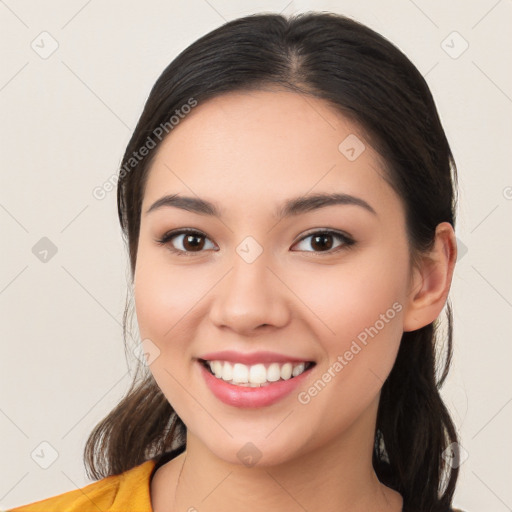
[84,11,460,512]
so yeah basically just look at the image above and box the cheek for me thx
[292,248,407,399]
[297,255,407,343]
[133,248,209,341]
[132,249,204,412]
[133,263,174,341]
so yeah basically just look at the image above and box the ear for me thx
[402,222,457,332]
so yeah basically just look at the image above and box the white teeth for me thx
[267,363,281,382]
[205,360,310,386]
[232,363,249,383]
[211,360,223,378]
[292,362,305,377]
[249,363,267,384]
[221,361,233,381]
[280,362,293,380]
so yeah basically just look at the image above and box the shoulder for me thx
[7,459,156,512]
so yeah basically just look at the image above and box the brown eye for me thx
[292,230,355,254]
[156,229,216,256]
[311,233,334,251]
[180,233,206,251]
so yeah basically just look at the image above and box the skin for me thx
[133,89,457,512]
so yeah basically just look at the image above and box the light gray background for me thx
[1,1,511,511]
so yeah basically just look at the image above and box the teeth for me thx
[249,363,267,384]
[292,362,305,377]
[221,361,233,381]
[232,363,249,383]
[205,360,310,386]
[267,363,281,382]
[211,360,223,378]
[281,362,292,380]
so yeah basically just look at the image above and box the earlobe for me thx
[402,222,457,332]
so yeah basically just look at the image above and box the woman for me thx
[9,11,465,512]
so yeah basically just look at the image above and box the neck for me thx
[151,399,403,512]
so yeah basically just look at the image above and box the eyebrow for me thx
[145,192,377,219]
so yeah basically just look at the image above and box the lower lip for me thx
[198,361,314,408]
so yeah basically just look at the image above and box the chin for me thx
[199,433,308,469]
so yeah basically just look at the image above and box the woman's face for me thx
[134,90,418,466]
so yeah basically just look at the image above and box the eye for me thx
[155,229,216,256]
[155,228,355,257]
[291,229,355,254]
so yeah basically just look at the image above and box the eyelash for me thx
[155,228,356,257]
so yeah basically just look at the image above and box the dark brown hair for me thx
[84,11,460,512]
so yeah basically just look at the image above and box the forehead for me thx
[142,90,397,218]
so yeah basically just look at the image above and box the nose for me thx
[208,249,291,335]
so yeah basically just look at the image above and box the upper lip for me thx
[197,350,314,365]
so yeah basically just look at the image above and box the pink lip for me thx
[197,360,314,408]
[197,350,313,365]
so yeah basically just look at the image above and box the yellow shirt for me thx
[7,458,157,512]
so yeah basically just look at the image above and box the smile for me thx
[200,359,316,387]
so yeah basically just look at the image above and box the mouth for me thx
[198,358,316,388]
